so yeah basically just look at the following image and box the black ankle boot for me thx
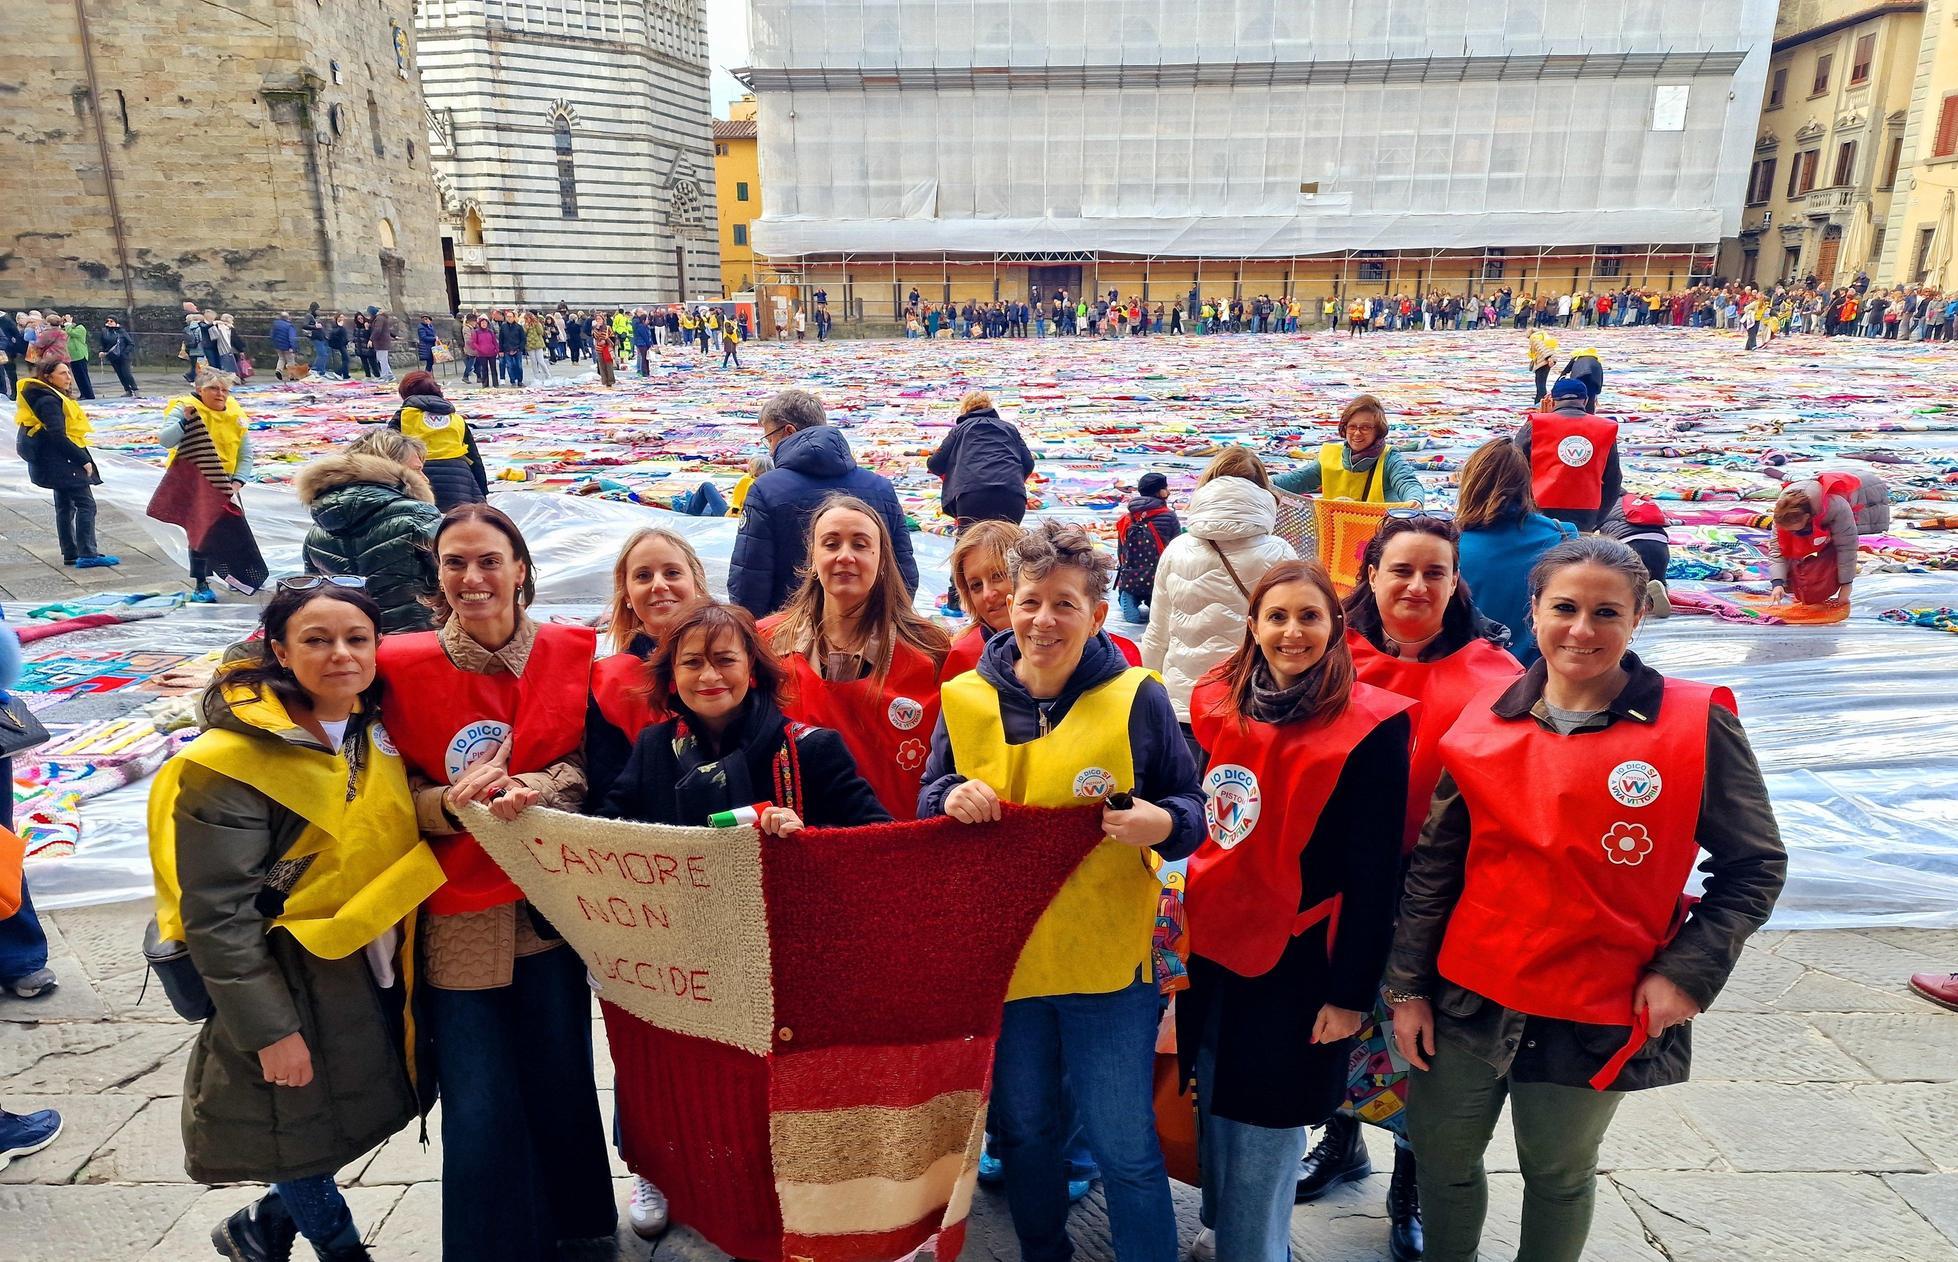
[313,1244,373,1262]
[211,1192,297,1262]
[1295,1112,1371,1203]
[1388,1145,1423,1261]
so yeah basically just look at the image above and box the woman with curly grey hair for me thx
[920,519,1205,1262]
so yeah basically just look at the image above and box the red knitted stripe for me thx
[764,804,1104,1048]
[771,1037,995,1113]
[602,1003,781,1260]
[781,1210,968,1262]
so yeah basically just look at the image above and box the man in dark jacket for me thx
[497,312,525,386]
[269,312,298,381]
[416,316,438,371]
[1113,472,1181,624]
[366,305,396,381]
[0,312,20,397]
[729,389,919,617]
[99,318,139,395]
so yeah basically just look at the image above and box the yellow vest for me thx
[397,405,468,462]
[149,692,445,961]
[941,666,1158,1001]
[164,395,247,474]
[1317,442,1386,502]
[14,379,91,446]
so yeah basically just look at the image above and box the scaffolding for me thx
[741,0,1776,265]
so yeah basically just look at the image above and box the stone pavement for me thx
[3,901,1956,1262]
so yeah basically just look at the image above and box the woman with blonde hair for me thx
[944,520,1142,680]
[586,527,710,807]
[297,427,442,634]
[761,493,951,818]
[1141,445,1294,761]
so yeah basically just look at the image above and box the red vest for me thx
[591,649,664,740]
[1776,472,1863,602]
[1528,412,1618,510]
[1185,671,1414,978]
[764,624,940,821]
[1435,678,1734,1080]
[941,625,1140,683]
[376,623,595,914]
[1348,632,1522,853]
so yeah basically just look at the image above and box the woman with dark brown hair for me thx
[1179,559,1412,1262]
[1273,394,1426,504]
[372,502,616,1261]
[1454,437,1578,664]
[761,493,950,818]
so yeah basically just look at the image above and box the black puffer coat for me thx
[926,406,1034,517]
[15,380,101,490]
[297,452,442,633]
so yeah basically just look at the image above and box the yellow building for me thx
[1877,0,1958,289]
[1730,1,1927,288]
[713,96,760,296]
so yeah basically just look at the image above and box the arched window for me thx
[555,117,578,218]
[463,206,484,246]
[378,217,397,250]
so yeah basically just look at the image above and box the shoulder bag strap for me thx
[1207,540,1250,599]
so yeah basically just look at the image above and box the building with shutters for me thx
[1722,0,1958,289]
[714,96,762,295]
[739,0,1777,321]
[415,0,722,309]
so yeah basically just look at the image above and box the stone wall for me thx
[0,0,448,331]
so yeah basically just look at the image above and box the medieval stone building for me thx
[415,0,722,309]
[1,0,448,341]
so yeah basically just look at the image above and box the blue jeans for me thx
[1117,591,1147,624]
[425,942,615,1260]
[677,482,729,517]
[1195,1003,1308,1262]
[992,980,1176,1262]
[271,1174,361,1253]
[500,352,524,386]
[0,756,49,985]
[310,341,329,373]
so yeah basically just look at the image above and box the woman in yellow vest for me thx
[370,369,487,511]
[14,347,118,567]
[148,579,445,1262]
[921,520,1204,1262]
[161,368,255,603]
[1273,394,1425,505]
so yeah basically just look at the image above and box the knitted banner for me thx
[465,802,1109,1262]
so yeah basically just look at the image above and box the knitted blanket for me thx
[465,802,1107,1262]
[144,416,268,593]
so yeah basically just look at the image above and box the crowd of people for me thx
[6,303,1953,1262]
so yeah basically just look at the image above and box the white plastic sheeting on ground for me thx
[745,0,1776,257]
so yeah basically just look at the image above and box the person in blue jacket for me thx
[416,316,439,372]
[1453,438,1575,665]
[728,389,918,617]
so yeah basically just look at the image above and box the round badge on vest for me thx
[445,719,512,781]
[1607,759,1662,808]
[421,412,454,429]
[1557,434,1595,467]
[1602,821,1655,866]
[370,723,399,758]
[1073,766,1116,800]
[1201,763,1261,850]
[888,696,923,730]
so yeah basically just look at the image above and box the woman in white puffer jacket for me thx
[1141,446,1296,735]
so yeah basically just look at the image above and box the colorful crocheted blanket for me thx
[466,802,1107,1262]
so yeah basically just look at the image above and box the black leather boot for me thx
[210,1192,297,1262]
[1388,1144,1424,1261]
[1295,1112,1371,1203]
[313,1245,373,1262]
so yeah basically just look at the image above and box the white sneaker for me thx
[1647,579,1673,618]
[628,1175,670,1239]
[1190,1227,1216,1262]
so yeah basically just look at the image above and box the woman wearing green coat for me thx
[297,430,443,634]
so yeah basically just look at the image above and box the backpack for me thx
[1116,505,1174,595]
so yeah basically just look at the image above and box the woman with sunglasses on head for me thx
[1385,537,1785,1262]
[1179,559,1412,1262]
[149,578,445,1262]
[1291,513,1522,1261]
[372,504,616,1262]
[761,494,950,819]
[943,520,1140,681]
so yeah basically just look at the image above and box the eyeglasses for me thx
[276,575,368,593]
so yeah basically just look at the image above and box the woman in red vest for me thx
[944,520,1140,682]
[374,504,616,1261]
[1385,537,1786,1262]
[1293,515,1522,1259]
[1767,472,1889,606]
[761,494,950,819]
[1181,560,1412,1262]
[586,527,709,810]
[581,525,708,1241]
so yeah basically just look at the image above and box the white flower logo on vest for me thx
[887,696,923,731]
[444,719,511,781]
[1073,767,1116,800]
[1607,760,1662,808]
[1557,434,1594,467]
[1602,821,1654,866]
[1201,763,1261,850]
[370,722,399,759]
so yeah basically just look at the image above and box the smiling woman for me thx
[1383,536,1787,1262]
